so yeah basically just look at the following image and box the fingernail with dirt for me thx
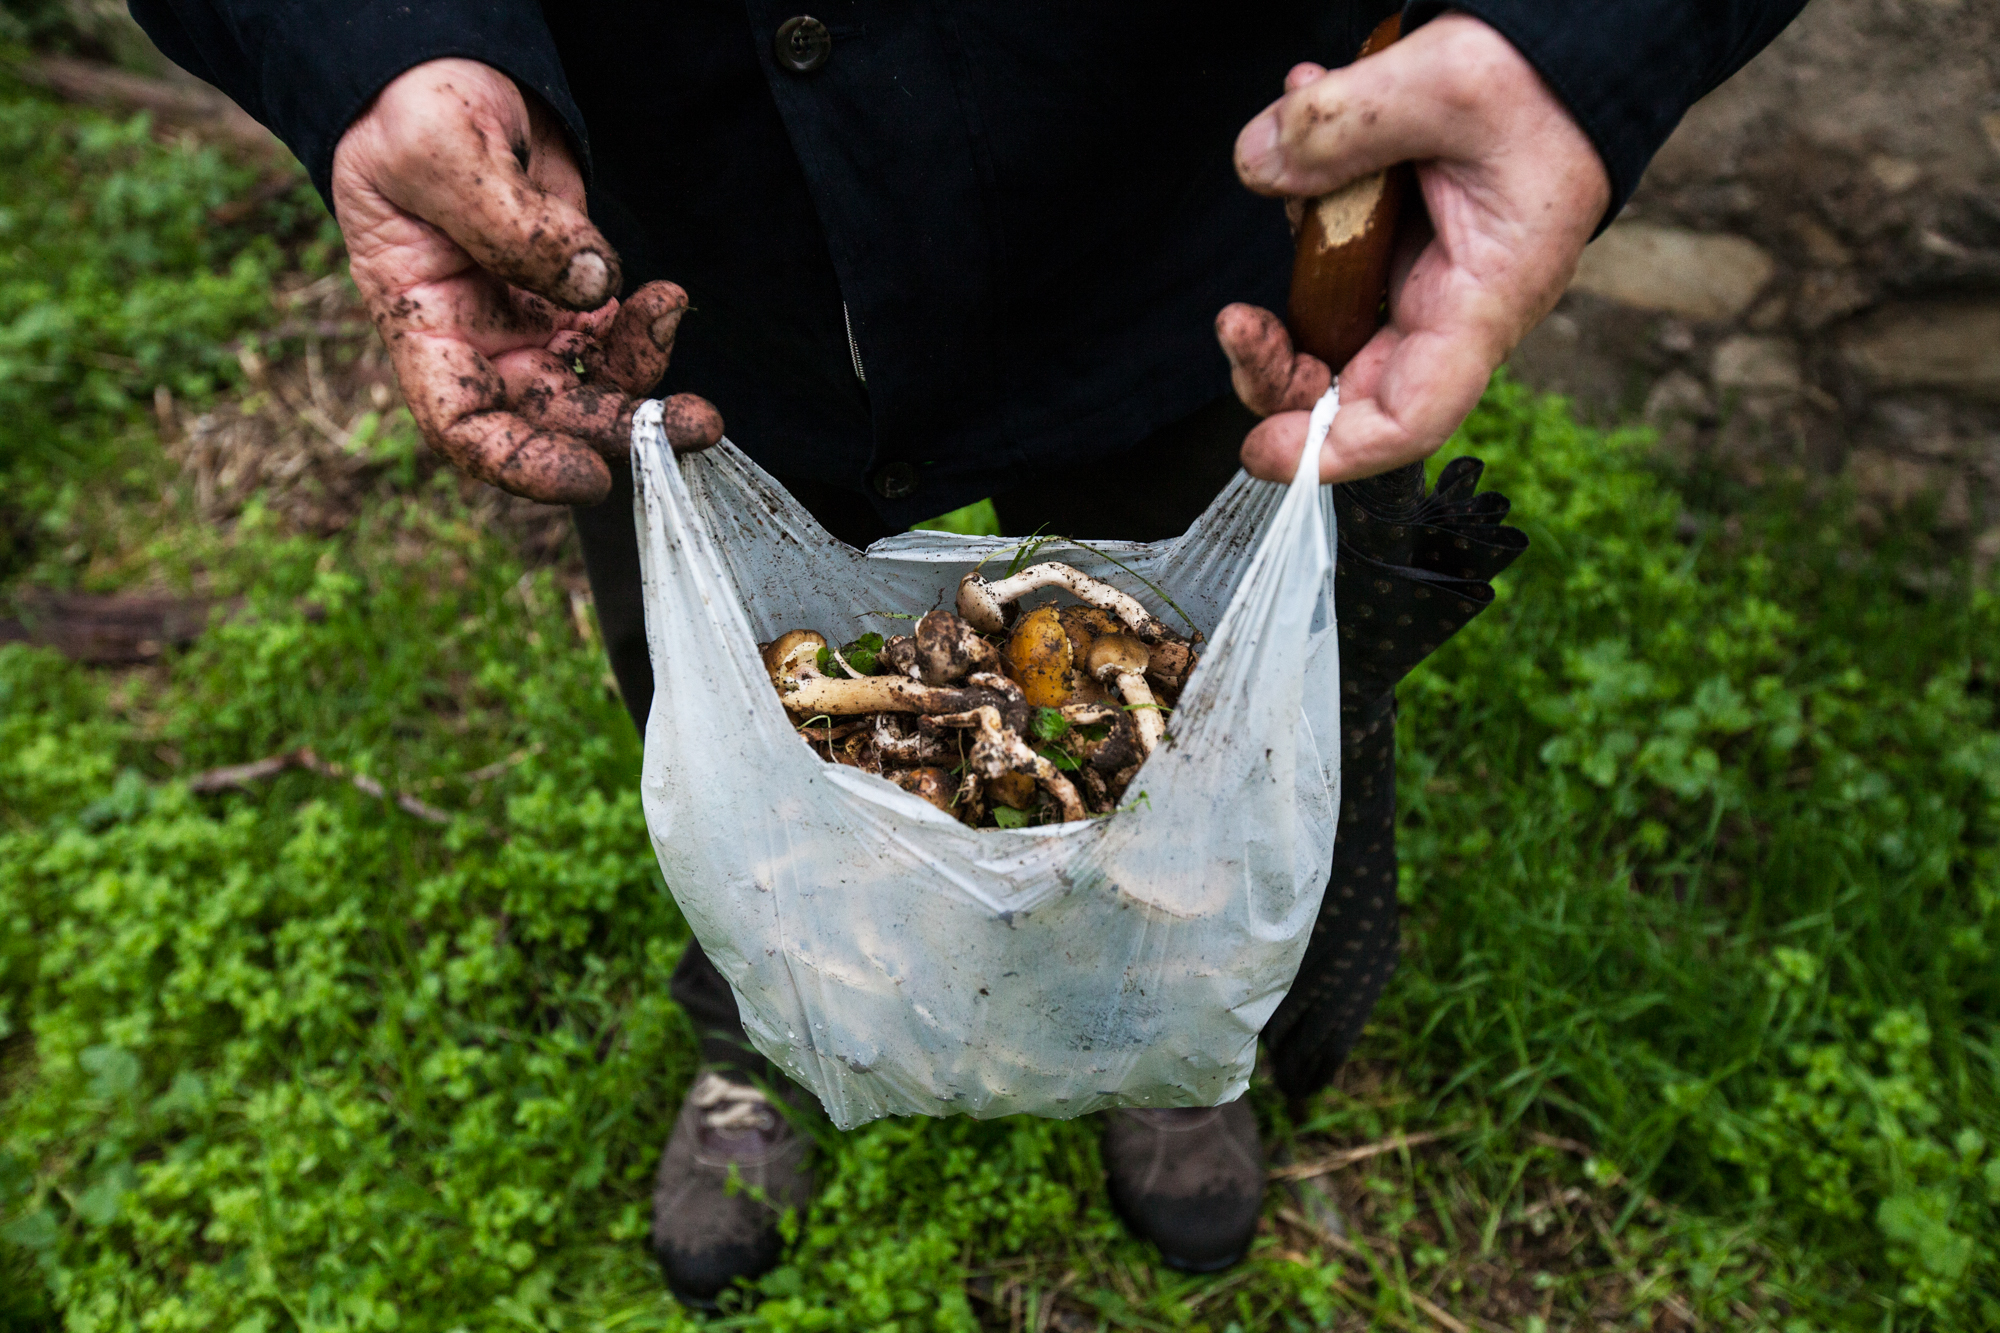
[662,393,724,454]
[561,250,613,308]
[650,307,685,350]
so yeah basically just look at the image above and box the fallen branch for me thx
[188,747,452,824]
[430,744,543,788]
[1268,1125,1467,1182]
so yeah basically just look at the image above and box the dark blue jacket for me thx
[129,0,1805,525]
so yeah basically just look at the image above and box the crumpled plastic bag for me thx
[631,391,1344,1129]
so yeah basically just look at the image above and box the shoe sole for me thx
[1159,1246,1248,1274]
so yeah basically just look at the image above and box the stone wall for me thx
[1508,0,2000,546]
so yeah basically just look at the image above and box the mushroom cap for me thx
[890,766,957,815]
[986,770,1038,811]
[916,608,997,685]
[1003,605,1072,707]
[1146,640,1197,690]
[762,629,827,685]
[879,634,919,679]
[1088,633,1150,681]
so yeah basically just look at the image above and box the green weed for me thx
[1387,378,1999,1325]
[0,73,331,582]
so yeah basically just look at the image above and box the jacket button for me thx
[774,16,832,72]
[871,462,917,500]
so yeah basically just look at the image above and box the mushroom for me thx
[986,770,1039,812]
[762,629,1000,717]
[879,634,920,680]
[952,769,986,826]
[923,704,1088,824]
[915,609,1000,685]
[1059,701,1142,775]
[1088,633,1166,756]
[962,669,1035,737]
[871,713,963,767]
[1003,605,1072,708]
[834,728,880,772]
[957,562,1178,644]
[1146,639,1198,693]
[889,766,957,815]
[1056,606,1119,705]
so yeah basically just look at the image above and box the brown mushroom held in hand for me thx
[957,562,1177,644]
[1089,633,1166,756]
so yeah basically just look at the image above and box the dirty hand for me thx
[330,58,722,505]
[1218,13,1611,484]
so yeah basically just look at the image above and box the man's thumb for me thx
[1235,18,1487,200]
[428,149,620,311]
[368,61,620,310]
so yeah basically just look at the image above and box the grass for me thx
[2,70,1997,1332]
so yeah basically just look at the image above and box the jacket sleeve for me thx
[125,0,587,207]
[1405,0,1809,228]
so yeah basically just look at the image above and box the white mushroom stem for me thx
[964,670,1023,703]
[763,629,995,716]
[957,563,1175,643]
[1089,634,1166,756]
[924,704,1087,823]
[786,673,994,718]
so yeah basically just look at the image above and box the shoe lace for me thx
[690,1071,779,1133]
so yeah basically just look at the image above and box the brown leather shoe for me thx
[651,1072,814,1308]
[1102,1098,1265,1271]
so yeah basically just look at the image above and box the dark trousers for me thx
[573,397,1501,1101]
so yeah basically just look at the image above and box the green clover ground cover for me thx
[3,75,1998,1332]
[0,65,335,585]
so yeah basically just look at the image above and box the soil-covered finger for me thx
[579,282,689,396]
[389,132,621,313]
[494,347,637,455]
[1238,411,1314,482]
[448,414,614,503]
[1217,304,1330,415]
[367,273,570,362]
[1240,407,1417,484]
[661,393,724,454]
[387,331,612,503]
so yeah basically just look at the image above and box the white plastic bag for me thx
[631,391,1343,1130]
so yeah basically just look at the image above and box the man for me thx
[131,0,1808,1307]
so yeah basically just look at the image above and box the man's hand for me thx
[331,59,722,506]
[1218,14,1610,484]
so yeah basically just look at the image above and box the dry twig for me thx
[189,747,455,824]
[1268,1125,1467,1182]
